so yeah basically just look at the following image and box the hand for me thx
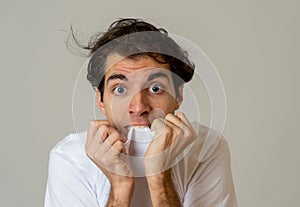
[85,120,134,203]
[144,112,196,176]
[143,112,196,206]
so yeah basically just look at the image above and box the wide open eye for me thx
[113,85,127,95]
[149,84,164,94]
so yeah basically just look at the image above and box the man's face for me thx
[96,54,183,136]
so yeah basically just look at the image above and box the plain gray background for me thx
[1,0,299,206]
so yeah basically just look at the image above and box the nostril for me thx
[141,111,149,116]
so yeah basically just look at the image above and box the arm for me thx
[85,120,135,207]
[147,170,181,207]
[106,185,134,207]
[144,112,196,206]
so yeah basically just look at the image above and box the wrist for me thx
[146,170,181,207]
[146,169,173,191]
[108,181,134,206]
[147,169,172,183]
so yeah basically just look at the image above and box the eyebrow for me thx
[106,74,128,85]
[106,71,170,85]
[147,72,170,82]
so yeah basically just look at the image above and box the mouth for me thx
[125,125,151,129]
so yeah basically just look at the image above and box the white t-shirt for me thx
[45,123,238,207]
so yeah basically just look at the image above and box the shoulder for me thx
[51,131,87,153]
[172,123,231,198]
[174,123,230,174]
[180,124,237,207]
[48,130,104,182]
[46,131,111,205]
[49,131,90,167]
[195,123,229,162]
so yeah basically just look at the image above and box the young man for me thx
[45,18,237,207]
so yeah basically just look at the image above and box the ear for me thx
[94,86,106,115]
[175,84,184,108]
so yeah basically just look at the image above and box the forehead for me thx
[104,54,170,78]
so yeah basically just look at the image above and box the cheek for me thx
[150,95,178,113]
[165,99,179,113]
[104,99,127,122]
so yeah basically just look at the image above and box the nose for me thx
[129,90,150,116]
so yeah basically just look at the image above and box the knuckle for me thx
[114,141,123,151]
[85,149,94,160]
[116,133,123,140]
[165,113,174,120]
[173,127,182,136]
[115,133,126,142]
[98,152,111,165]
[163,126,171,135]
[184,131,191,138]
[100,157,108,165]
[98,125,107,131]
[177,111,183,116]
[184,128,194,139]
[85,145,91,153]
[98,125,108,136]
[151,119,159,127]
[85,146,90,155]
[177,112,184,118]
[111,131,119,138]
[87,148,96,157]
[85,143,89,150]
[89,120,97,128]
[152,118,163,126]
[117,140,124,148]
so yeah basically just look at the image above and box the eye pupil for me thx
[150,85,162,93]
[152,86,159,92]
[117,87,125,93]
[113,86,126,95]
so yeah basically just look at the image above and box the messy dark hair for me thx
[73,18,195,101]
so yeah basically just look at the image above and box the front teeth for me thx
[133,125,149,129]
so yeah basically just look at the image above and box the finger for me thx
[85,120,108,149]
[86,120,111,148]
[150,118,166,134]
[97,125,120,142]
[96,120,110,126]
[150,118,174,148]
[87,120,110,147]
[165,119,193,150]
[176,112,193,128]
[86,120,104,147]
[88,120,109,137]
[101,140,124,166]
[94,125,126,146]
[111,140,126,154]
[105,130,127,144]
[93,139,123,162]
[87,125,114,156]
[92,125,109,145]
[104,127,127,143]
[164,120,182,139]
[103,132,127,153]
[165,113,187,129]
[90,125,115,150]
[165,113,192,140]
[176,112,196,140]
